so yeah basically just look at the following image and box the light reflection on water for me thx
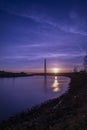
[44,76,70,94]
[0,76,70,120]
[52,76,60,92]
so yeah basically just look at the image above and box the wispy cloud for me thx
[1,6,87,37]
[0,1,87,70]
[0,51,86,62]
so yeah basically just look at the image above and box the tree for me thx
[73,66,78,73]
[83,55,87,71]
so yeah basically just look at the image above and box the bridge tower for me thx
[44,58,47,75]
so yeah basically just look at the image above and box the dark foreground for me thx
[0,73,87,130]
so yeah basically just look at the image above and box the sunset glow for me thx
[53,68,59,74]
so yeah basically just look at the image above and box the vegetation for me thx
[0,71,32,77]
[83,55,87,71]
[0,72,87,130]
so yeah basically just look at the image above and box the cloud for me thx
[18,43,52,48]
[1,5,87,37]
[0,2,87,70]
[16,12,87,36]
[0,51,85,62]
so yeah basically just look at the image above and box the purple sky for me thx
[0,0,87,72]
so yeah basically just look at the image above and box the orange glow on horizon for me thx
[52,68,60,74]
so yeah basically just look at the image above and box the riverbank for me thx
[0,71,33,77]
[0,73,87,130]
[0,70,81,78]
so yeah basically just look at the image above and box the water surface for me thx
[0,76,70,120]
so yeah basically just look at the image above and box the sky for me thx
[0,0,87,72]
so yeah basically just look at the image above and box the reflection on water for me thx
[0,76,70,120]
[44,76,70,94]
[44,75,47,92]
[44,76,70,95]
[52,76,60,92]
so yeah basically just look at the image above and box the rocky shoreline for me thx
[0,73,87,130]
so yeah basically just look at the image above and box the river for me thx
[0,76,70,120]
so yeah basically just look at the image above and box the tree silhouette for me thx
[73,66,78,73]
[83,55,87,71]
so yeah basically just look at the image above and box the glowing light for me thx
[52,76,59,87]
[53,68,59,74]
[52,76,60,92]
[53,87,59,92]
